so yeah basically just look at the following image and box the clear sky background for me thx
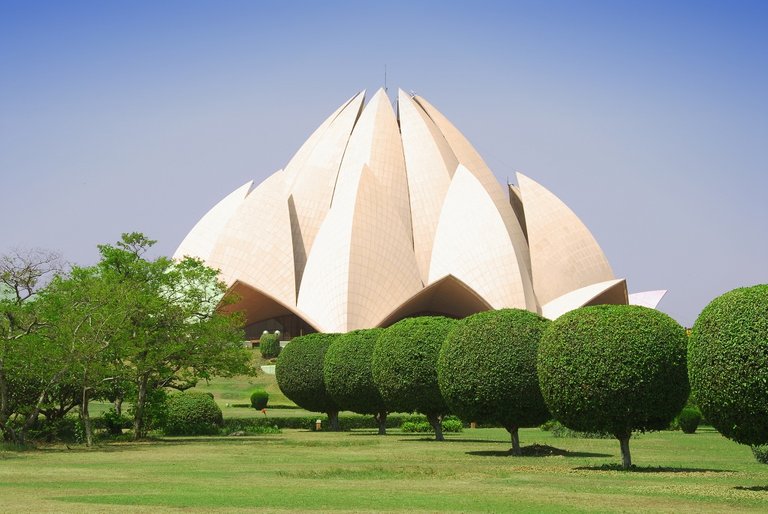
[1,0,766,326]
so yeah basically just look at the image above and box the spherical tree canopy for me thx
[163,392,223,436]
[438,308,550,428]
[538,305,689,437]
[276,332,340,414]
[689,284,768,445]
[323,328,386,415]
[372,316,457,416]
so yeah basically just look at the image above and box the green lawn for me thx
[3,426,768,512]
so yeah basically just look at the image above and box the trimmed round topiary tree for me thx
[324,328,389,434]
[250,389,269,410]
[260,332,281,359]
[372,316,457,441]
[276,332,342,430]
[163,392,223,436]
[438,308,550,455]
[538,305,689,469]
[688,284,768,446]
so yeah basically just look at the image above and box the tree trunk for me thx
[327,410,340,431]
[79,387,93,447]
[0,359,10,441]
[114,397,123,417]
[427,413,444,441]
[132,374,149,440]
[619,434,632,469]
[507,426,521,455]
[374,411,387,435]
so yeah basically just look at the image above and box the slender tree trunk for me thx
[132,374,149,440]
[326,410,340,431]
[79,387,93,447]
[506,426,521,455]
[374,411,387,435]
[618,434,632,469]
[426,413,444,441]
[0,359,10,441]
[114,397,123,417]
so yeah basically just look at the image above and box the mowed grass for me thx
[3,426,768,513]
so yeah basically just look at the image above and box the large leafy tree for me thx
[96,233,253,439]
[0,249,63,444]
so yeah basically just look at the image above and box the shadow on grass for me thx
[734,485,768,492]
[397,437,511,444]
[575,464,736,473]
[34,435,286,453]
[467,444,611,458]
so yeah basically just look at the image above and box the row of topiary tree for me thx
[275,284,768,470]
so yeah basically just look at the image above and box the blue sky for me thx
[1,0,766,326]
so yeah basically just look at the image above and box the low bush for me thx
[543,420,612,439]
[102,407,131,435]
[164,392,223,436]
[401,421,433,433]
[222,413,429,432]
[678,407,703,434]
[442,416,463,433]
[250,390,269,410]
[401,416,463,434]
[752,446,768,464]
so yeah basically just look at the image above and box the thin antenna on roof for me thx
[384,64,387,93]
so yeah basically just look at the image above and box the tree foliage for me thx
[259,332,281,359]
[0,233,254,444]
[372,316,456,440]
[688,284,768,446]
[276,332,341,429]
[438,309,550,454]
[324,328,388,433]
[537,305,689,468]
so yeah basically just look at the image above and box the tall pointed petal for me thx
[430,165,535,310]
[207,170,297,308]
[518,172,615,306]
[397,89,458,282]
[173,180,252,262]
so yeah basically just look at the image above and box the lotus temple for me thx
[174,89,664,339]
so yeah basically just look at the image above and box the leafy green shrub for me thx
[260,333,281,359]
[372,316,457,440]
[441,416,463,433]
[250,390,269,410]
[102,407,131,436]
[678,407,703,434]
[323,328,388,434]
[688,285,768,446]
[163,392,223,436]
[276,333,342,430]
[438,308,550,454]
[401,421,433,433]
[752,446,768,464]
[538,305,689,469]
[222,413,428,432]
[544,420,612,439]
